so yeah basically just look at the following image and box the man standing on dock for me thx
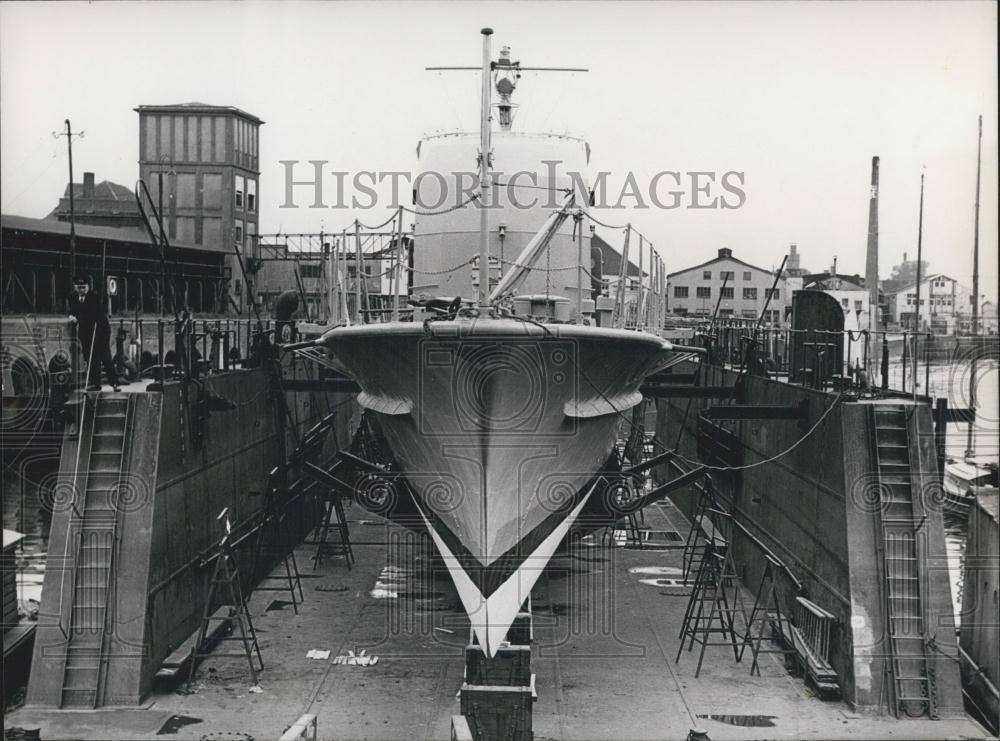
[68,276,120,392]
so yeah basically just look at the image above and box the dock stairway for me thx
[870,405,936,718]
[60,393,132,708]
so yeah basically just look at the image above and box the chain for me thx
[545,240,551,301]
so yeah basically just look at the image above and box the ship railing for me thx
[70,316,282,387]
[696,321,945,396]
[359,305,415,323]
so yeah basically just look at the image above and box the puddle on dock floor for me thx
[628,566,683,576]
[156,715,203,735]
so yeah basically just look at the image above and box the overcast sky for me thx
[1,1,996,298]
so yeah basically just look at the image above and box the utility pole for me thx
[157,154,175,316]
[965,115,982,460]
[971,115,981,338]
[54,120,84,277]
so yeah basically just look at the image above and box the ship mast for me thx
[428,31,587,307]
[478,28,493,308]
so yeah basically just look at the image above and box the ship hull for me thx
[319,317,684,652]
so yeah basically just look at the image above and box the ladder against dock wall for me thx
[60,393,134,707]
[869,405,936,719]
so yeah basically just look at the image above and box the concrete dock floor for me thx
[6,499,990,741]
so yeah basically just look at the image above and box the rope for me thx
[408,257,477,276]
[497,257,606,291]
[669,393,844,472]
[399,192,480,216]
[578,207,630,231]
[492,180,573,194]
[578,208,657,257]
[354,213,399,231]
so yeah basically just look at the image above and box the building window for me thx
[719,308,734,317]
[742,309,756,318]
[214,116,226,162]
[143,115,157,161]
[703,270,711,280]
[300,264,322,279]
[854,300,863,311]
[200,117,212,161]
[721,287,734,299]
[202,216,221,247]
[176,216,195,243]
[203,173,222,209]
[172,115,184,161]
[176,173,196,208]
[235,223,243,245]
[247,179,256,213]
[672,307,688,316]
[186,117,198,161]
[696,286,711,298]
[235,175,245,209]
[743,271,752,281]
[766,288,780,300]
[721,271,734,281]
[743,287,757,300]
[674,286,689,298]
[842,298,849,308]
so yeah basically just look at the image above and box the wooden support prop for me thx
[465,644,531,686]
[459,684,534,741]
[508,612,533,645]
[459,601,535,739]
[155,607,231,682]
[451,716,474,741]
[280,377,361,393]
[279,713,318,741]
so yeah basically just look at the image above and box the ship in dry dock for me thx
[290,30,702,656]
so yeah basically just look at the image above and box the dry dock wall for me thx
[28,365,354,706]
[654,364,963,715]
[960,490,999,728]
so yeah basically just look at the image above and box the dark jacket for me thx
[69,291,111,337]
